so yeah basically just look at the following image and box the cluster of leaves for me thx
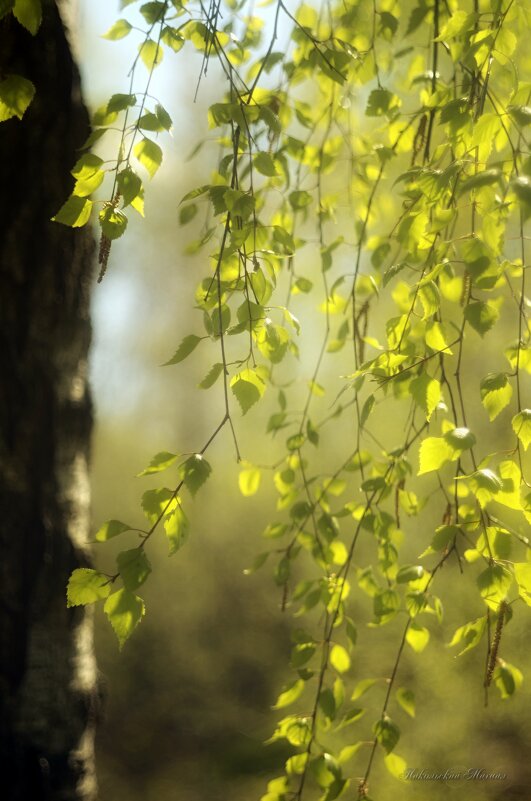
[45,0,531,798]
[0,1,42,121]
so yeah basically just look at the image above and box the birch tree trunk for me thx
[0,2,97,798]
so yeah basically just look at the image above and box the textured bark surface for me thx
[0,2,97,799]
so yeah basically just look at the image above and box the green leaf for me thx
[163,334,202,365]
[254,151,278,176]
[459,169,502,195]
[138,112,165,132]
[179,454,212,497]
[99,207,128,240]
[351,678,378,700]
[155,103,172,131]
[102,18,132,39]
[436,9,472,40]
[179,203,197,225]
[0,74,35,121]
[374,716,400,754]
[273,679,305,709]
[141,487,174,522]
[477,564,512,611]
[384,752,407,780]
[117,548,151,591]
[107,93,137,113]
[514,562,531,606]
[239,465,261,496]
[140,1,166,24]
[418,436,453,475]
[71,153,105,197]
[67,568,111,606]
[366,88,398,117]
[508,105,531,127]
[410,373,441,421]
[117,168,142,207]
[464,301,499,336]
[161,26,185,52]
[330,644,351,674]
[289,190,312,210]
[480,373,513,421]
[134,137,163,177]
[405,622,429,653]
[512,409,531,450]
[104,588,145,648]
[430,524,460,552]
[138,38,164,70]
[13,0,41,34]
[230,368,266,414]
[52,195,93,227]
[396,565,424,584]
[199,362,224,389]
[137,451,179,476]
[163,501,189,554]
[448,616,486,655]
[95,519,133,542]
[395,687,415,717]
[444,427,476,451]
[493,662,523,699]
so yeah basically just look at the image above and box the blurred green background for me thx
[75,2,531,799]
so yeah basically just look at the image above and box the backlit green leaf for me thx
[117,168,142,206]
[273,679,305,709]
[494,662,523,699]
[163,334,202,365]
[67,568,111,606]
[511,409,531,450]
[138,38,164,70]
[405,622,429,653]
[137,451,179,476]
[179,454,212,496]
[99,207,128,239]
[480,373,512,421]
[13,0,41,34]
[163,502,189,554]
[0,75,35,122]
[117,548,151,591]
[330,644,351,674]
[374,716,400,753]
[239,465,261,496]
[134,137,163,177]
[95,519,133,542]
[53,195,93,227]
[465,301,499,336]
[104,588,145,648]
[102,18,132,39]
[230,368,266,414]
[396,687,415,717]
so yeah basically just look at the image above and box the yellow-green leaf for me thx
[67,568,111,606]
[102,18,132,39]
[13,0,41,34]
[138,38,164,70]
[134,137,163,177]
[53,195,93,227]
[330,644,351,674]
[104,589,145,648]
[0,74,35,121]
[512,409,531,450]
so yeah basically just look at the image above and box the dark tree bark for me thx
[0,2,97,799]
